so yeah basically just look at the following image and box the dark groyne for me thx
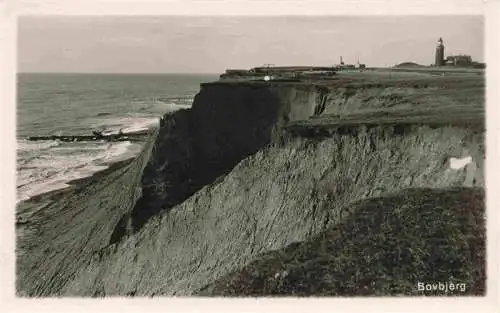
[25,129,151,143]
[16,71,486,296]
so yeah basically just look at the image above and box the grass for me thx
[198,187,485,296]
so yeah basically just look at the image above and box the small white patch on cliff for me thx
[449,156,472,170]
[449,156,477,187]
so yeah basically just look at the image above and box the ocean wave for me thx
[17,114,157,202]
[156,95,195,105]
[91,116,160,136]
[16,140,143,202]
[96,141,133,162]
[17,140,60,152]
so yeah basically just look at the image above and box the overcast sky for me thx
[18,15,484,74]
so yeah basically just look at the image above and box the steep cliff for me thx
[123,76,484,238]
[124,82,334,235]
[16,71,486,297]
[61,121,484,296]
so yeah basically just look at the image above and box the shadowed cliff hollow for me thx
[125,82,331,235]
[16,71,485,296]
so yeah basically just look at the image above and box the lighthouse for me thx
[435,37,445,66]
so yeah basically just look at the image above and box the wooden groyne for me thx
[25,129,151,143]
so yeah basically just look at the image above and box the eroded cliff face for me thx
[124,78,484,238]
[63,123,484,296]
[16,74,486,297]
[124,82,330,234]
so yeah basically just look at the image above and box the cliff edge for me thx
[16,70,485,296]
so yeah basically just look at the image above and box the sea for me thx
[17,73,217,202]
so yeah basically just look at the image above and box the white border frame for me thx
[1,1,498,312]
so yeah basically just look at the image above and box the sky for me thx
[17,15,484,74]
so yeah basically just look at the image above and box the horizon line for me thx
[16,72,222,75]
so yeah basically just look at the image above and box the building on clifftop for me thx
[435,37,445,66]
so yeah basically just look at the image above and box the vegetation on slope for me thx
[198,187,485,296]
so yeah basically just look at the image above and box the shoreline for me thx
[16,157,136,208]
[16,129,154,207]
